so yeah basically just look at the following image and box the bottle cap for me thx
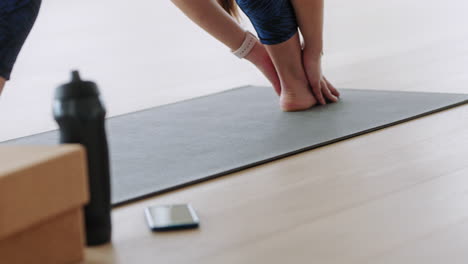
[55,70,100,100]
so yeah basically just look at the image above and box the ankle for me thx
[280,78,309,97]
[280,71,308,89]
[302,48,323,66]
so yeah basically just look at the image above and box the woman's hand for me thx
[302,50,340,105]
[245,41,282,96]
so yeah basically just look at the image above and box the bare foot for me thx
[279,75,317,112]
[260,32,318,111]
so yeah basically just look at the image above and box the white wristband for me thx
[232,31,257,59]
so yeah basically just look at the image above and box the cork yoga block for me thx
[0,209,85,263]
[0,145,89,264]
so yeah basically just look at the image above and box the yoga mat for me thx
[5,87,468,206]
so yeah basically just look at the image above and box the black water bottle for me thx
[53,71,111,246]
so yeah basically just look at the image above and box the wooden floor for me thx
[85,104,468,263]
[4,0,466,263]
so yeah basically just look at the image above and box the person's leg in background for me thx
[0,77,5,95]
[0,0,42,96]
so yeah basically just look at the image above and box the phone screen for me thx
[144,204,200,231]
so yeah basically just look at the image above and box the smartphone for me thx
[144,204,200,231]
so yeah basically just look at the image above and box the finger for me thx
[259,60,282,96]
[324,77,340,97]
[263,69,281,96]
[273,83,282,96]
[327,82,340,98]
[321,79,338,103]
[312,81,326,105]
[269,74,281,96]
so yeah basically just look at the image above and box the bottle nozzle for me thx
[55,70,99,99]
[71,70,81,82]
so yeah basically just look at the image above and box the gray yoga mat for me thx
[5,86,468,206]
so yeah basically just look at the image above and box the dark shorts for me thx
[236,0,298,45]
[0,0,41,80]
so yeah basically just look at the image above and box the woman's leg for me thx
[265,32,316,111]
[237,0,316,111]
[290,0,340,104]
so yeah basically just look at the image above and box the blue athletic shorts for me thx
[0,0,41,80]
[236,0,298,45]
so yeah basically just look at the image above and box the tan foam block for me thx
[0,209,85,264]
[0,145,89,239]
[0,145,89,264]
